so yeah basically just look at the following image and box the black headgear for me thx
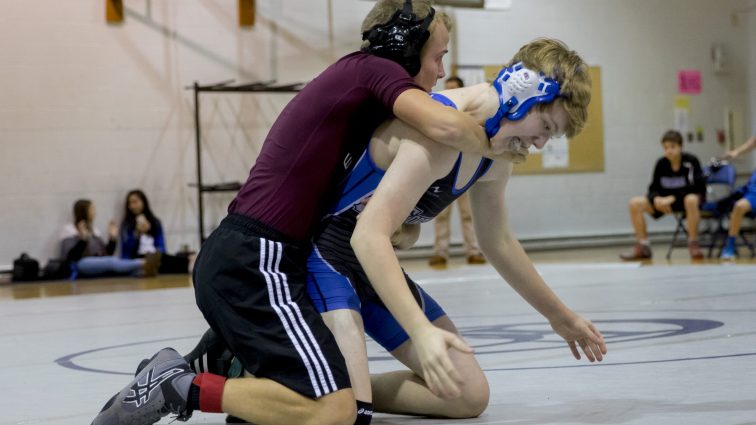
[361,0,435,76]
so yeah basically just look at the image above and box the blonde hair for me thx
[360,0,452,51]
[507,38,591,138]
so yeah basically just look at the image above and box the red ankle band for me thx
[193,372,226,413]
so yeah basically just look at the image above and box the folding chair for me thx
[666,161,736,260]
[665,212,688,260]
[698,162,737,257]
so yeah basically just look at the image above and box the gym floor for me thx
[1,244,755,424]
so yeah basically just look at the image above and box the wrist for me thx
[547,308,575,325]
[406,319,434,340]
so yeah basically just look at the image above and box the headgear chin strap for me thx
[484,62,561,138]
[361,0,435,76]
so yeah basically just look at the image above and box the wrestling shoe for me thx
[92,347,195,424]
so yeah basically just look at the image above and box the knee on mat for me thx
[309,391,356,425]
[444,379,490,418]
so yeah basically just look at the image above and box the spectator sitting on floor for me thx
[61,199,160,278]
[120,189,193,273]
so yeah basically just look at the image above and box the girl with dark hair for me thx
[120,190,165,257]
[60,199,158,278]
[119,190,191,274]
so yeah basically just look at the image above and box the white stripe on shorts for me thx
[269,241,338,393]
[259,238,333,396]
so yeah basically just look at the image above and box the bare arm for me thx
[393,89,493,156]
[725,136,756,160]
[390,223,421,250]
[468,168,606,362]
[351,133,472,399]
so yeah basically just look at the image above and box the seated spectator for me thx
[720,136,756,260]
[120,189,192,273]
[61,199,159,278]
[620,130,706,260]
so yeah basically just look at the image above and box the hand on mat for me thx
[653,195,675,215]
[412,325,473,399]
[550,313,607,362]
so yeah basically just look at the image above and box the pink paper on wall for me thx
[678,70,702,94]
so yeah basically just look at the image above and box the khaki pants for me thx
[432,191,481,258]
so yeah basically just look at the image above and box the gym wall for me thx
[0,0,754,264]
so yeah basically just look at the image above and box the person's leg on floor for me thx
[370,315,489,418]
[362,284,488,419]
[76,256,144,277]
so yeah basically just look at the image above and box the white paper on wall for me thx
[674,108,690,136]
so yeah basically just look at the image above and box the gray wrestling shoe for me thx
[92,347,196,425]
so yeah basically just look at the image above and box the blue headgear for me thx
[484,62,561,138]
[361,0,435,77]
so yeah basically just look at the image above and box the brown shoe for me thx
[467,254,486,265]
[688,240,704,260]
[428,255,448,269]
[143,252,162,277]
[619,243,652,261]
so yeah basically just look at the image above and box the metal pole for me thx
[194,81,205,245]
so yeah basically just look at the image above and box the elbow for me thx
[351,224,389,257]
[350,226,367,255]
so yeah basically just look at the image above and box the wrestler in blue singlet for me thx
[306,93,493,351]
